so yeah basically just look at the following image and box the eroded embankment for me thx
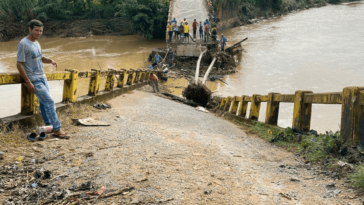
[0,18,134,42]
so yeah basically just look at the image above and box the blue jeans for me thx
[32,77,61,131]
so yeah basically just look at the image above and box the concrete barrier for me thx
[218,89,364,145]
[0,69,162,126]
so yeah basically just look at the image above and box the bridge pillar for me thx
[265,93,280,125]
[219,98,226,110]
[127,70,135,85]
[249,94,261,121]
[117,69,126,88]
[341,87,364,145]
[237,95,249,118]
[88,69,101,96]
[21,84,39,115]
[230,96,239,114]
[224,96,232,111]
[292,90,312,132]
[62,69,79,103]
[105,69,116,91]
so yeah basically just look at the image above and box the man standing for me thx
[204,23,209,42]
[149,73,160,93]
[220,34,228,51]
[184,22,190,43]
[16,19,70,139]
[171,17,177,25]
[198,21,204,39]
[173,22,179,40]
[213,13,216,22]
[167,22,173,42]
[192,19,198,39]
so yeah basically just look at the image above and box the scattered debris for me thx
[72,118,110,126]
[195,106,209,113]
[279,192,291,200]
[290,177,300,182]
[337,161,354,170]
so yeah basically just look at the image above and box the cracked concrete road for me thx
[2,90,360,204]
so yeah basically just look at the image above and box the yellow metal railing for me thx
[0,69,161,116]
[218,87,364,145]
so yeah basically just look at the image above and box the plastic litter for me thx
[195,106,209,113]
[35,126,53,134]
[31,183,38,188]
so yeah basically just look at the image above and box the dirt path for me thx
[1,89,361,204]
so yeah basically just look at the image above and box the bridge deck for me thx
[2,90,356,204]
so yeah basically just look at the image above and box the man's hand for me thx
[26,81,35,92]
[51,60,58,70]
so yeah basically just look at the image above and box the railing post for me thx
[292,90,313,132]
[21,84,39,115]
[237,95,248,118]
[105,69,116,91]
[117,69,126,88]
[134,70,141,84]
[88,69,101,96]
[62,69,79,103]
[230,96,239,114]
[224,96,232,111]
[219,97,226,110]
[265,92,280,125]
[127,69,135,85]
[140,70,146,82]
[249,94,261,120]
[341,87,364,145]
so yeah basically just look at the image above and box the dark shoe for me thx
[93,104,102,110]
[38,132,48,141]
[101,104,111,109]
[27,132,37,142]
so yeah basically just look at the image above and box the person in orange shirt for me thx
[192,19,198,38]
[149,73,160,93]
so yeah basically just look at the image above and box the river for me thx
[1,1,363,132]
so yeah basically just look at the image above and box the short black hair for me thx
[29,19,43,30]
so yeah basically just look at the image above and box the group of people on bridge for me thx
[167,15,227,51]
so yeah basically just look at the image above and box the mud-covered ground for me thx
[1,88,363,204]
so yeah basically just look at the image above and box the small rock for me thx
[204,189,212,195]
[290,178,300,182]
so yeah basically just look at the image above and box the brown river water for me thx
[1,1,363,132]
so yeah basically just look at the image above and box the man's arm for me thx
[42,57,58,70]
[17,62,35,92]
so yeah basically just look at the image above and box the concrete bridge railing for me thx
[219,88,364,145]
[0,69,162,124]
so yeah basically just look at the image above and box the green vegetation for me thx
[211,0,354,23]
[235,120,349,162]
[0,0,169,39]
[349,165,364,188]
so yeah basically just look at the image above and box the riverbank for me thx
[210,0,357,30]
[0,18,134,42]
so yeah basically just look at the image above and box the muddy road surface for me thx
[1,89,361,204]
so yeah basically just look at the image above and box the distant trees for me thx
[0,0,169,39]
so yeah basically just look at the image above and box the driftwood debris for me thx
[225,37,248,52]
[202,57,217,85]
[162,92,201,107]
